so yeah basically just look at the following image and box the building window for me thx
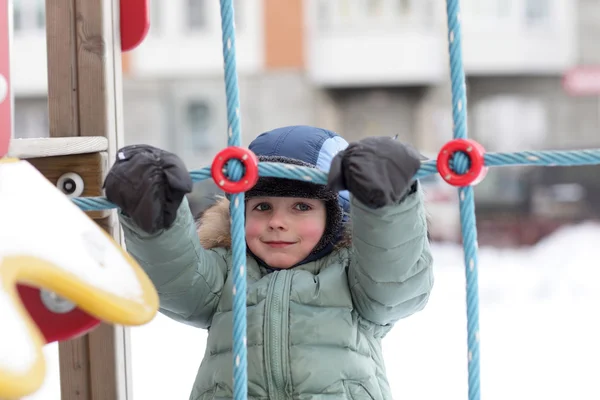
[13,0,46,33]
[474,95,547,152]
[150,0,160,35]
[397,0,411,15]
[185,101,212,152]
[36,0,44,28]
[338,0,351,18]
[525,0,550,25]
[13,2,22,31]
[14,98,49,139]
[468,0,510,19]
[365,0,384,16]
[187,0,207,31]
[234,0,242,31]
[316,0,331,31]
[413,0,435,27]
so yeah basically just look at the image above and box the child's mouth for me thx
[264,241,295,248]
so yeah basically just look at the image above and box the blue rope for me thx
[218,1,247,400]
[73,150,600,212]
[62,1,600,398]
[445,1,481,399]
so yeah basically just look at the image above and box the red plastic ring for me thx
[17,284,101,343]
[436,139,487,187]
[211,146,259,194]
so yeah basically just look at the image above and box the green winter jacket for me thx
[119,187,434,400]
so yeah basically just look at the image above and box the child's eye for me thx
[294,203,312,211]
[254,203,271,211]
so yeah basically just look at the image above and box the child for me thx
[104,125,434,400]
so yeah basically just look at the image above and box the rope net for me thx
[66,1,600,399]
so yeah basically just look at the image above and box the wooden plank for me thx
[45,0,130,399]
[74,0,125,160]
[45,0,79,138]
[88,215,132,400]
[75,0,112,140]
[7,136,109,158]
[92,194,132,400]
[57,215,124,400]
[87,323,120,400]
[58,335,92,400]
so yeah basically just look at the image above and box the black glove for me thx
[327,136,421,209]
[103,144,193,234]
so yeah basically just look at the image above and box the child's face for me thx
[245,196,326,269]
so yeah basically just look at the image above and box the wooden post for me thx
[44,0,130,399]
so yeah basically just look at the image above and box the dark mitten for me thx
[103,144,193,234]
[327,136,421,209]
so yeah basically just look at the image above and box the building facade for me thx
[9,0,600,243]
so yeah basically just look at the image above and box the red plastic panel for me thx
[120,0,150,52]
[0,0,11,157]
[17,284,101,343]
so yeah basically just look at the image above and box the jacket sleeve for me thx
[348,183,434,326]
[118,197,228,329]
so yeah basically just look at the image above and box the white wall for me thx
[307,31,447,87]
[305,0,447,86]
[461,0,578,75]
[305,0,578,87]
[9,0,264,96]
[9,0,580,96]
[129,0,264,78]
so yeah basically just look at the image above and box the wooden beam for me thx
[44,0,129,399]
[45,0,79,138]
[7,137,109,158]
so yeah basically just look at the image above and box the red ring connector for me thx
[211,146,259,194]
[436,139,487,187]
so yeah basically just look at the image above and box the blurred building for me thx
[10,0,600,244]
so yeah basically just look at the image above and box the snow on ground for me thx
[25,223,600,399]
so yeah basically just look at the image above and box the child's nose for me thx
[267,210,287,230]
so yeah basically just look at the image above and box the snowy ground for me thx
[26,223,600,399]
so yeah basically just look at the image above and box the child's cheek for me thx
[300,221,326,243]
[245,218,261,239]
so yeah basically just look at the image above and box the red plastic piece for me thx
[120,0,150,52]
[17,284,101,343]
[0,0,11,157]
[211,146,259,194]
[436,139,487,187]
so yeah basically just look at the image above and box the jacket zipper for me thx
[264,270,291,399]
